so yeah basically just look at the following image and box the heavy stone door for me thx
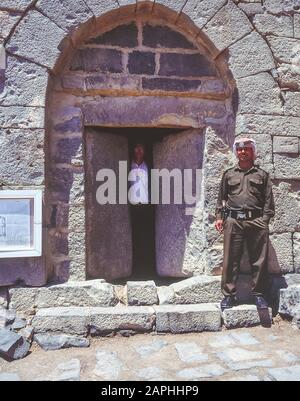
[85,128,132,281]
[153,129,205,277]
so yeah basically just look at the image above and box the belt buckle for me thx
[237,211,246,219]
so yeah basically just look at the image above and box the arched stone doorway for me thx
[45,7,235,283]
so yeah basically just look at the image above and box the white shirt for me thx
[128,161,149,205]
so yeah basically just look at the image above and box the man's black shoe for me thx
[221,296,236,310]
[254,295,269,309]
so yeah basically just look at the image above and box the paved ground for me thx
[0,319,299,381]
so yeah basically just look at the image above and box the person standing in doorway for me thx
[129,143,155,278]
[215,137,275,310]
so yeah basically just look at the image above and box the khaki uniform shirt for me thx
[215,163,275,222]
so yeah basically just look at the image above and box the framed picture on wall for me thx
[0,190,42,258]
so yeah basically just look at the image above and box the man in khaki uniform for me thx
[215,137,275,309]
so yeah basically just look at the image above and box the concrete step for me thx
[31,303,272,337]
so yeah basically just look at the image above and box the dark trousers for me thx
[131,204,155,278]
[222,216,269,297]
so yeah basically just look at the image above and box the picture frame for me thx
[0,189,42,258]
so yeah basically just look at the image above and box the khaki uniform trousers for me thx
[222,216,269,297]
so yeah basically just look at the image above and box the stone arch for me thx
[0,0,289,286]
[44,4,237,282]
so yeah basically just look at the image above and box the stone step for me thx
[222,305,273,329]
[31,303,272,337]
[279,285,300,318]
[157,275,222,305]
[32,306,156,336]
[9,280,118,313]
[154,303,222,333]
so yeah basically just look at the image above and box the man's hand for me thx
[215,219,224,233]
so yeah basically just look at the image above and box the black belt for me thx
[227,209,262,220]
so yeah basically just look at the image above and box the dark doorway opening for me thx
[84,126,198,284]
[102,127,183,282]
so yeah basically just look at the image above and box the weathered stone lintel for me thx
[82,96,227,128]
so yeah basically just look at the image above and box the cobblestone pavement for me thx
[0,320,299,381]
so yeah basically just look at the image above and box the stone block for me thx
[52,135,82,165]
[85,74,140,92]
[0,373,20,381]
[269,232,294,274]
[84,0,119,17]
[82,96,226,128]
[55,358,81,381]
[0,309,16,328]
[236,73,282,115]
[34,333,89,351]
[0,328,30,361]
[157,275,222,304]
[142,77,199,92]
[222,305,273,329]
[294,233,300,273]
[0,257,47,288]
[253,14,293,37]
[70,48,123,73]
[0,106,44,129]
[36,0,93,32]
[6,10,66,69]
[143,24,196,49]
[32,307,90,335]
[268,36,300,64]
[0,128,44,185]
[0,10,21,40]
[9,280,117,312]
[284,91,300,117]
[295,13,300,40]
[271,182,300,233]
[53,119,83,137]
[181,0,227,29]
[236,114,300,137]
[263,0,297,14]
[37,281,117,308]
[227,32,275,79]
[0,56,48,107]
[90,306,155,334]
[0,288,8,309]
[203,1,252,53]
[87,22,138,47]
[0,1,31,11]
[238,2,264,16]
[277,63,300,91]
[274,154,300,179]
[154,303,221,333]
[293,308,300,329]
[159,53,216,77]
[273,136,299,154]
[268,365,300,381]
[61,73,85,90]
[279,285,300,317]
[128,51,155,75]
[153,0,186,15]
[126,281,158,306]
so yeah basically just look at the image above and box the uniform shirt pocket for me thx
[249,177,264,196]
[228,177,241,195]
